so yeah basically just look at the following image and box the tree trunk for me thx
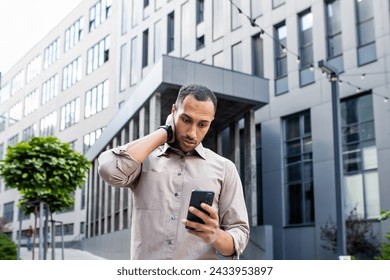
[51,214,55,260]
[32,205,38,260]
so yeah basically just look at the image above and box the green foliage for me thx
[0,232,17,260]
[376,232,390,260]
[0,136,90,214]
[376,210,390,260]
[379,210,390,221]
[320,208,380,259]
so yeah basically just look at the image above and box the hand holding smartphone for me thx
[185,190,215,230]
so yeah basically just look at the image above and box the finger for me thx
[201,203,218,220]
[182,218,202,231]
[189,206,209,222]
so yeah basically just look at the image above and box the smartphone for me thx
[185,190,215,230]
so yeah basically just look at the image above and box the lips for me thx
[183,139,196,146]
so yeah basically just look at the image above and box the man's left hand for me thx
[182,203,221,244]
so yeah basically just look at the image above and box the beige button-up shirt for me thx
[98,142,249,260]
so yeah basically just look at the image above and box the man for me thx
[98,84,249,259]
[26,225,33,251]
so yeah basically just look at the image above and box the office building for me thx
[1,0,390,260]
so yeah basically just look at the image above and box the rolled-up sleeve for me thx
[98,144,142,188]
[219,160,250,259]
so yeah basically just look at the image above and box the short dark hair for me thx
[175,84,217,111]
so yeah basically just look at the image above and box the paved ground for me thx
[18,246,106,260]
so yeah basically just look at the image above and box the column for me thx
[244,110,257,226]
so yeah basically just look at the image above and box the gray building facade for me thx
[1,0,390,260]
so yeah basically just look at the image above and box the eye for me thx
[199,122,208,128]
[183,117,191,123]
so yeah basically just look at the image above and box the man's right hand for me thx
[165,114,176,143]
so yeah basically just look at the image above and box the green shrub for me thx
[376,232,390,260]
[320,208,380,259]
[376,210,390,259]
[0,232,17,260]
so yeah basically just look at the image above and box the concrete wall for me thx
[84,228,131,260]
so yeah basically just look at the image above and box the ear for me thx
[171,103,176,114]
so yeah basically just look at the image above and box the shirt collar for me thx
[157,142,206,160]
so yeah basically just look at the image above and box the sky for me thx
[0,0,83,74]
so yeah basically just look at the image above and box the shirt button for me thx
[177,172,182,176]
[167,240,172,245]
[174,192,179,197]
[171,215,176,220]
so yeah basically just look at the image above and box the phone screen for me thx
[185,190,215,230]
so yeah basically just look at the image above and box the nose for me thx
[186,124,196,139]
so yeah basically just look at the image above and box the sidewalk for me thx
[18,246,106,260]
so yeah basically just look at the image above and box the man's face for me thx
[172,95,215,153]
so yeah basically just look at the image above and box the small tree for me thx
[320,207,380,259]
[0,136,90,258]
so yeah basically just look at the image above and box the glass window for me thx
[341,93,379,219]
[0,82,10,105]
[42,75,58,105]
[275,24,287,77]
[130,36,138,85]
[155,0,163,10]
[142,29,149,68]
[132,0,141,27]
[8,134,18,147]
[60,98,80,131]
[213,0,226,40]
[44,38,60,69]
[85,80,109,119]
[325,0,344,71]
[120,44,128,92]
[298,10,314,86]
[213,51,224,68]
[196,0,205,24]
[273,0,285,9]
[3,201,14,223]
[40,111,57,136]
[167,12,175,53]
[62,57,82,90]
[326,0,342,57]
[231,0,242,30]
[84,127,105,152]
[251,0,262,19]
[181,2,191,57]
[355,0,376,65]
[65,18,83,51]
[86,36,110,74]
[26,55,41,83]
[232,42,243,72]
[122,0,130,34]
[274,23,288,95]
[24,89,39,116]
[9,101,23,126]
[0,113,7,132]
[22,124,37,141]
[154,20,162,62]
[89,0,112,32]
[196,35,205,50]
[11,70,24,95]
[284,111,314,225]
